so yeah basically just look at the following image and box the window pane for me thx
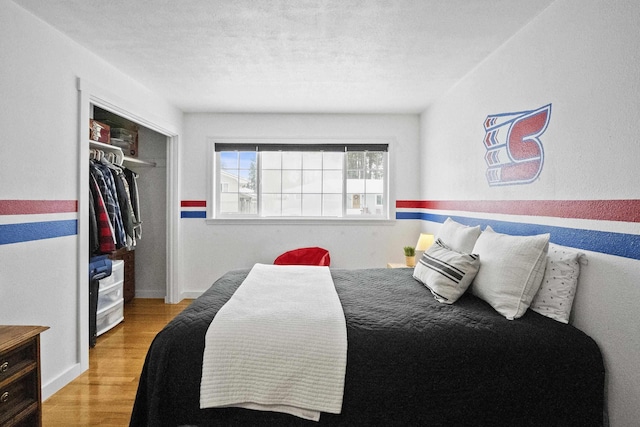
[323,152,343,169]
[236,168,251,182]
[262,194,281,216]
[361,194,376,215]
[282,170,302,193]
[347,169,362,179]
[365,178,384,193]
[323,170,343,193]
[281,194,302,216]
[239,151,257,168]
[262,151,281,169]
[347,152,364,170]
[302,170,322,193]
[240,153,257,191]
[219,151,258,215]
[302,152,322,169]
[220,169,240,192]
[240,193,257,214]
[347,193,363,215]
[302,194,322,216]
[220,152,238,169]
[240,171,256,192]
[282,151,302,169]
[220,193,239,214]
[262,170,282,193]
[346,178,365,193]
[365,152,384,178]
[346,150,386,217]
[323,194,342,216]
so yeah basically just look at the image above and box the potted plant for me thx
[404,246,416,267]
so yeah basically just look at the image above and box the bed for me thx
[130,267,604,427]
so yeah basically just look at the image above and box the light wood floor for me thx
[42,298,192,426]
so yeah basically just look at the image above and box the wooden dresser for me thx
[0,326,48,427]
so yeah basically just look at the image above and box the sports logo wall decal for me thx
[483,104,551,186]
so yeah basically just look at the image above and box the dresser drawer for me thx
[0,341,37,384]
[0,370,38,423]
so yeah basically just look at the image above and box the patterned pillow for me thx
[413,238,480,304]
[471,226,550,320]
[436,217,482,254]
[530,244,585,324]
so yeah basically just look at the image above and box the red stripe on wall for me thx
[0,200,78,215]
[396,200,640,223]
[181,200,206,207]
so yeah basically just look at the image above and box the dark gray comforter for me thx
[130,268,604,426]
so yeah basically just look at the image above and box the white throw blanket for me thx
[200,263,348,421]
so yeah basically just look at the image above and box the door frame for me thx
[77,78,181,371]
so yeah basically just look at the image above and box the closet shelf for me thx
[90,140,156,167]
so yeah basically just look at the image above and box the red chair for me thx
[274,247,331,266]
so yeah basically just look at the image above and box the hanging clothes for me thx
[124,167,142,240]
[89,184,99,255]
[90,160,127,249]
[90,173,116,254]
[88,152,144,256]
[103,160,138,248]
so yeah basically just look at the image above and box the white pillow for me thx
[530,244,585,324]
[413,238,480,304]
[471,226,550,320]
[436,217,482,254]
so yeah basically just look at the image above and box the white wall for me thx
[180,113,421,296]
[0,0,182,399]
[419,0,640,425]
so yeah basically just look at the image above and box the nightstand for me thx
[386,263,412,268]
[0,325,48,427]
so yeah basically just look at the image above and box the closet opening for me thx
[78,77,180,373]
[88,105,169,344]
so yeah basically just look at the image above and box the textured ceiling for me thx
[13,0,554,113]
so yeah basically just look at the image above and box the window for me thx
[214,142,388,219]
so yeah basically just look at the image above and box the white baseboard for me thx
[180,291,204,300]
[134,290,166,299]
[42,362,86,401]
[132,291,203,302]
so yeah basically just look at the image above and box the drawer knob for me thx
[0,362,7,373]
[0,391,8,403]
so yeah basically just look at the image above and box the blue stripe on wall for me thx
[181,211,207,218]
[397,212,640,261]
[0,220,78,245]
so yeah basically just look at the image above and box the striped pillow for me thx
[413,238,480,304]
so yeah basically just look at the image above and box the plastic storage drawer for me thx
[96,299,124,336]
[98,259,124,289]
[97,280,124,311]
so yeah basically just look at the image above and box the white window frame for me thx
[208,138,392,224]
